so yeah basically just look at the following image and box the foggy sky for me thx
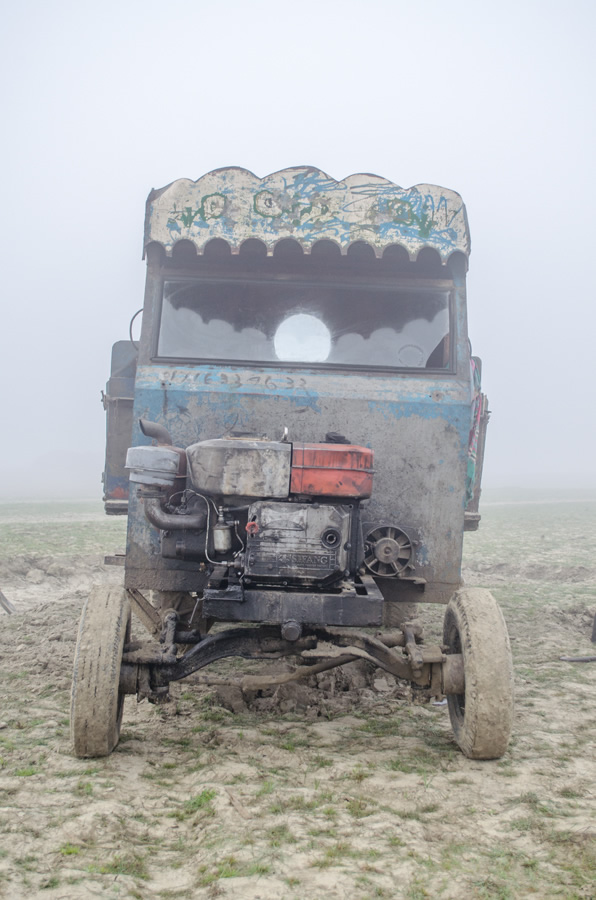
[1,0,595,499]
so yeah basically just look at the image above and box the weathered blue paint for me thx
[134,364,470,403]
[133,384,470,441]
[131,366,471,452]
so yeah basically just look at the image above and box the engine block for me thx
[243,500,353,586]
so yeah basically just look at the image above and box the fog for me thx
[1,0,594,499]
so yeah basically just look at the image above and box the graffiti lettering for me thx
[151,370,312,393]
[152,168,470,259]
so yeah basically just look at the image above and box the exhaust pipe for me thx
[139,417,173,445]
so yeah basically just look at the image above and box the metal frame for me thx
[202,573,385,627]
[119,618,465,700]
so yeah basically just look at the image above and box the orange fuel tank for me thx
[290,443,374,498]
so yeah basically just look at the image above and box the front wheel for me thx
[443,588,514,759]
[71,586,131,758]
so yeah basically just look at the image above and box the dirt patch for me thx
[208,658,414,720]
[1,502,596,899]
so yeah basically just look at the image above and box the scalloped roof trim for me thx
[144,166,470,261]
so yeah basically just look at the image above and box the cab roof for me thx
[144,166,470,263]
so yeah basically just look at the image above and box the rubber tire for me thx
[443,588,514,760]
[71,586,131,758]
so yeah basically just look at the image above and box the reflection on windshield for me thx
[274,314,332,361]
[330,313,447,366]
[157,306,271,361]
[158,280,450,368]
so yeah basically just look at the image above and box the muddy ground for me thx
[0,498,595,899]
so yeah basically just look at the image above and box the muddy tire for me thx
[71,586,131,758]
[443,588,514,760]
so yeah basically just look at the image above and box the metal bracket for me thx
[127,588,162,637]
[203,573,384,627]
[105,552,126,567]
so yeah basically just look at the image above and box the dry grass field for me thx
[0,494,595,899]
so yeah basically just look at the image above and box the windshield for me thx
[157,279,451,369]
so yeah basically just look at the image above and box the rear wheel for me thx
[71,586,131,758]
[443,588,514,759]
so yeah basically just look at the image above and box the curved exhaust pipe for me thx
[139,418,173,446]
[143,496,206,532]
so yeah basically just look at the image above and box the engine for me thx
[126,431,374,589]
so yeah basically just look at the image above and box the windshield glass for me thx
[157,279,451,369]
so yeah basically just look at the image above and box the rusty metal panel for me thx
[102,341,137,514]
[145,167,470,261]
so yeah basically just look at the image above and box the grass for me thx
[75,780,93,796]
[91,853,149,880]
[197,856,271,886]
[184,788,216,812]
[267,823,297,846]
[356,718,399,737]
[310,840,354,868]
[256,779,275,797]
[346,797,374,818]
[167,788,217,821]
[269,794,324,814]
[59,843,81,856]
[0,501,127,557]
